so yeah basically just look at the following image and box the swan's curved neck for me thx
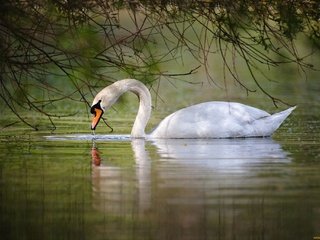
[115,79,152,138]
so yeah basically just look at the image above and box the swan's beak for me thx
[91,108,103,130]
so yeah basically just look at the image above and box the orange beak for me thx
[91,108,103,130]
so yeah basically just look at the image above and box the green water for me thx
[1,72,320,240]
[1,102,320,240]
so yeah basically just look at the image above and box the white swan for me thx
[90,79,296,138]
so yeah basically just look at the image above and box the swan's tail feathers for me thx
[272,106,296,123]
[263,106,296,136]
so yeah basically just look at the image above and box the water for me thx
[1,107,320,240]
[1,75,320,239]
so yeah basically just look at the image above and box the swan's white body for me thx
[150,101,295,138]
[91,79,295,139]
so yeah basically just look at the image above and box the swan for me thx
[90,79,296,138]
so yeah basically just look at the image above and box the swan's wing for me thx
[209,102,271,122]
[150,102,271,138]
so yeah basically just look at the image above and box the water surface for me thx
[1,113,320,240]
[1,74,320,239]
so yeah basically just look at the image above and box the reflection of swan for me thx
[91,139,151,215]
[90,79,295,138]
[91,143,101,166]
[131,139,151,212]
[91,137,290,217]
[150,138,291,207]
[151,138,290,171]
[152,138,288,160]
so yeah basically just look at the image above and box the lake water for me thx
[1,70,320,240]
[1,101,320,240]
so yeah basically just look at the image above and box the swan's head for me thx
[90,84,122,130]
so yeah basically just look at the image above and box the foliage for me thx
[0,0,319,129]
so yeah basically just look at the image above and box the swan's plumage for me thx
[90,79,295,139]
[150,102,295,138]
